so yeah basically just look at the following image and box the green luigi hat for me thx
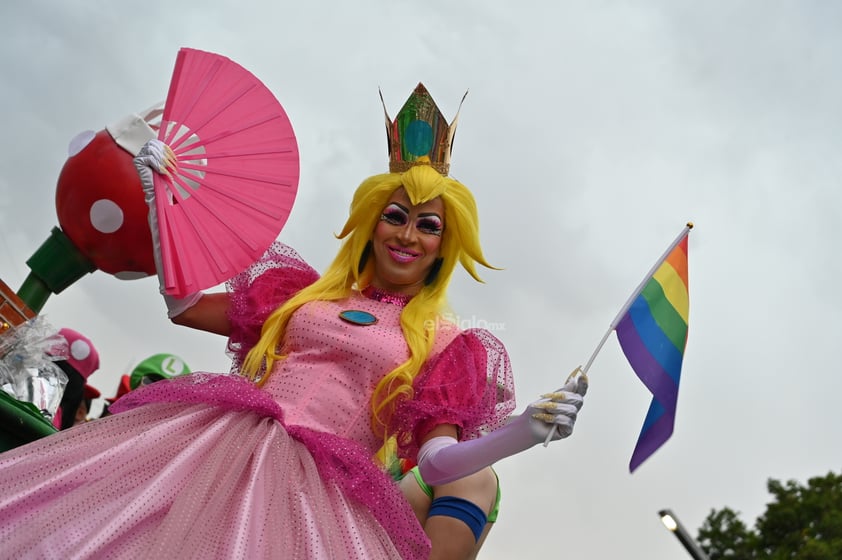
[129,353,191,390]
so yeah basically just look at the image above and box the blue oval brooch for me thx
[339,309,378,326]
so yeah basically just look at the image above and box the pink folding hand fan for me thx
[153,48,299,297]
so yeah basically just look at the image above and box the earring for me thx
[424,258,444,286]
[358,241,373,274]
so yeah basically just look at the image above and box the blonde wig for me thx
[242,163,495,439]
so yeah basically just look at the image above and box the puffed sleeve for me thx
[225,241,320,370]
[391,328,517,460]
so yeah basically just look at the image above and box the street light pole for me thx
[658,509,711,560]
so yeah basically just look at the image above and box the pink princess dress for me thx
[0,243,515,559]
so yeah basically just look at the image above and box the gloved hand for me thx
[417,367,588,486]
[533,367,588,443]
[134,140,203,318]
[134,138,177,185]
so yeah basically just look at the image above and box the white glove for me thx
[417,368,588,486]
[533,367,588,441]
[134,140,203,318]
[134,138,176,182]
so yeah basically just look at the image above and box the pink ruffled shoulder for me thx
[391,328,517,461]
[226,241,320,371]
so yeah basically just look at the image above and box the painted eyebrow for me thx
[385,202,409,212]
[385,202,441,220]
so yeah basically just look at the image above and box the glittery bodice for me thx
[260,293,408,454]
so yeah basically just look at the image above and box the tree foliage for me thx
[696,471,842,560]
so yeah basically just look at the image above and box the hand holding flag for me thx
[530,367,589,440]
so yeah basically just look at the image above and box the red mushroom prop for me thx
[55,128,155,279]
[17,105,163,312]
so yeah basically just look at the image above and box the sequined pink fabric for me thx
[225,242,320,372]
[391,328,517,460]
[0,241,516,559]
[0,399,421,558]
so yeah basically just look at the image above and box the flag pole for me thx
[542,222,693,447]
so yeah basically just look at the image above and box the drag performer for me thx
[0,84,586,559]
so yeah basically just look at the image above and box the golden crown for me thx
[380,83,467,176]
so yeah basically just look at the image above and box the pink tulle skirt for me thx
[0,375,429,559]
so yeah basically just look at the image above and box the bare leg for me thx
[400,467,497,560]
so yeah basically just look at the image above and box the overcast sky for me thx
[2,2,841,558]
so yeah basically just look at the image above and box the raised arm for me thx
[417,369,588,486]
[169,292,232,336]
[134,139,232,335]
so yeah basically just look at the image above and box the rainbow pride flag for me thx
[614,227,690,472]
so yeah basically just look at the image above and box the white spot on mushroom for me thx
[70,339,91,361]
[114,271,151,280]
[90,199,124,234]
[67,130,96,157]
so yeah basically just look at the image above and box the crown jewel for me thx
[381,83,466,176]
